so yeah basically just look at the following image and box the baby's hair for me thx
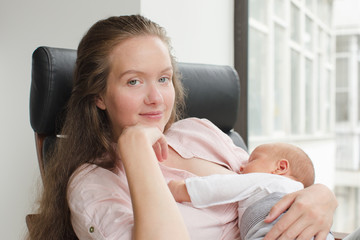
[269,143,315,187]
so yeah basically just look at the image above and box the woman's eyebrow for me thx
[118,69,143,78]
[119,66,173,79]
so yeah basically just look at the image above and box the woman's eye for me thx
[159,77,169,83]
[128,79,139,86]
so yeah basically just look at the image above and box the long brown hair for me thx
[27,15,185,239]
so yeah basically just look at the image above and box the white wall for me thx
[141,0,234,66]
[0,1,234,239]
[0,1,140,239]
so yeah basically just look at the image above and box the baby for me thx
[168,143,334,240]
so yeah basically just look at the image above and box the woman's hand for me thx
[118,125,168,162]
[264,184,338,240]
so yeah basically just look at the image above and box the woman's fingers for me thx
[147,127,168,162]
[314,230,331,240]
[264,184,337,240]
[152,137,168,162]
[267,205,314,240]
[156,134,168,161]
[153,142,162,162]
[264,193,295,223]
[263,193,302,239]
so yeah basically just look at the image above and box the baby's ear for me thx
[273,159,290,175]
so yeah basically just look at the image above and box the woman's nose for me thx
[145,83,163,104]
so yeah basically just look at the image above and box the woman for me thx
[28,15,337,240]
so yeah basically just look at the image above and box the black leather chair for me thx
[29,46,247,181]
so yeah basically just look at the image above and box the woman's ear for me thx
[273,159,290,175]
[95,95,106,110]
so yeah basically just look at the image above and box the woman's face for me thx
[96,36,175,138]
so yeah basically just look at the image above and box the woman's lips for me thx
[140,111,163,119]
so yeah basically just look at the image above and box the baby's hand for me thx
[168,180,191,203]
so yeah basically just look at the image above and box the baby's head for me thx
[240,143,315,187]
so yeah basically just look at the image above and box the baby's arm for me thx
[169,173,303,208]
[168,174,253,207]
[168,180,191,203]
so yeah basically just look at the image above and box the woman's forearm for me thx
[119,128,190,240]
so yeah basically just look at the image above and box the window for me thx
[274,24,286,132]
[248,27,268,136]
[334,33,360,232]
[336,58,349,122]
[305,0,315,12]
[241,0,360,233]
[291,3,300,44]
[336,35,351,52]
[291,50,301,134]
[305,16,314,51]
[274,0,286,19]
[250,0,268,24]
[247,0,334,138]
[358,61,360,121]
[305,58,314,133]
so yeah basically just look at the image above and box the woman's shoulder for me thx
[69,164,107,182]
[166,117,225,140]
[166,117,248,173]
[165,118,223,154]
[169,117,218,130]
[68,163,127,194]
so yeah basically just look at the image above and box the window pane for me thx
[336,35,350,52]
[336,58,349,88]
[336,135,354,169]
[305,16,314,51]
[317,54,323,130]
[325,0,332,27]
[249,28,268,136]
[318,0,332,27]
[326,33,332,64]
[325,69,331,131]
[291,50,301,134]
[306,0,315,13]
[334,186,360,233]
[274,24,286,131]
[291,3,300,43]
[358,62,360,122]
[318,27,323,49]
[336,92,349,122]
[305,58,313,134]
[249,0,268,24]
[274,0,285,19]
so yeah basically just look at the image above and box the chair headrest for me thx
[30,46,240,135]
[178,63,240,132]
[30,47,76,135]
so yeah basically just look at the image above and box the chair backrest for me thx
[29,46,247,180]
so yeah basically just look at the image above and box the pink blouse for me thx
[68,118,249,239]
